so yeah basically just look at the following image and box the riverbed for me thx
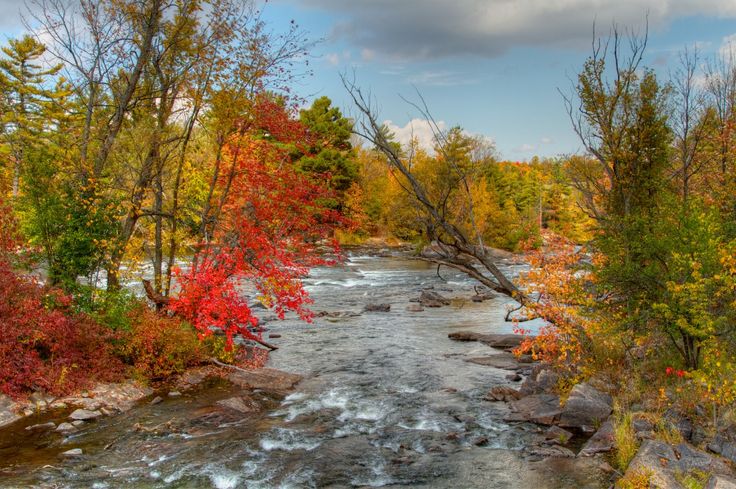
[0,253,609,488]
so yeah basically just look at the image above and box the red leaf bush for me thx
[0,261,123,398]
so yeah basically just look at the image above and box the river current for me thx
[0,253,609,488]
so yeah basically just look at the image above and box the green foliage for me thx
[295,96,358,207]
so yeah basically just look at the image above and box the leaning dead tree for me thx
[343,76,526,304]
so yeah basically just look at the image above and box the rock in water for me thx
[68,409,102,421]
[60,448,83,458]
[405,304,424,312]
[363,303,391,312]
[418,290,450,307]
[558,383,612,432]
[228,368,302,397]
[506,394,562,425]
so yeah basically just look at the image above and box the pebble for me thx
[60,448,83,458]
[150,396,163,405]
[168,391,182,398]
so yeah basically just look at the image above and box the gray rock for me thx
[558,383,612,432]
[363,303,391,312]
[68,408,102,421]
[519,367,558,396]
[506,394,562,425]
[71,420,85,427]
[168,391,182,397]
[55,422,77,433]
[706,475,736,489]
[448,331,527,349]
[544,426,573,445]
[506,373,522,382]
[418,289,451,307]
[228,368,303,396]
[60,448,83,458]
[709,427,736,464]
[624,440,734,489]
[150,396,163,405]
[578,419,614,456]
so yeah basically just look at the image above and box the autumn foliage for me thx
[169,97,345,348]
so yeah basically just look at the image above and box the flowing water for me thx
[0,253,609,488]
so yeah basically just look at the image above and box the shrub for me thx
[119,306,203,380]
[0,262,123,398]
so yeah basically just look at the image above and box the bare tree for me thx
[342,75,523,301]
[670,46,710,204]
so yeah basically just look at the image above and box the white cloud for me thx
[295,0,736,60]
[514,143,537,154]
[361,48,375,61]
[540,137,553,144]
[406,70,478,87]
[382,118,448,152]
[324,52,340,66]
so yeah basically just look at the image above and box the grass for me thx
[613,412,639,472]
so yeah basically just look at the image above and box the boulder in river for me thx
[466,352,521,370]
[558,382,612,432]
[228,368,302,397]
[448,331,526,349]
[506,394,562,425]
[363,303,391,312]
[418,290,450,307]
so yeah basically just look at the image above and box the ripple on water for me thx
[259,428,322,451]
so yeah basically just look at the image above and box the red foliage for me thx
[169,96,345,349]
[0,261,123,398]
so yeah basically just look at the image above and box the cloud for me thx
[514,143,537,154]
[540,137,553,145]
[293,0,736,60]
[406,70,478,87]
[382,118,448,152]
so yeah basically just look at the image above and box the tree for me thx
[294,96,357,208]
[343,77,522,298]
[0,35,64,197]
[169,98,344,349]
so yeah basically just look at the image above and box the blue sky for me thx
[259,0,736,160]
[2,0,735,160]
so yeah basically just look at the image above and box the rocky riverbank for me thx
[448,329,736,488]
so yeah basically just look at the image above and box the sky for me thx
[2,0,736,160]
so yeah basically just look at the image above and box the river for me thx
[0,253,609,488]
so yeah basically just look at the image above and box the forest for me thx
[1,1,736,485]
